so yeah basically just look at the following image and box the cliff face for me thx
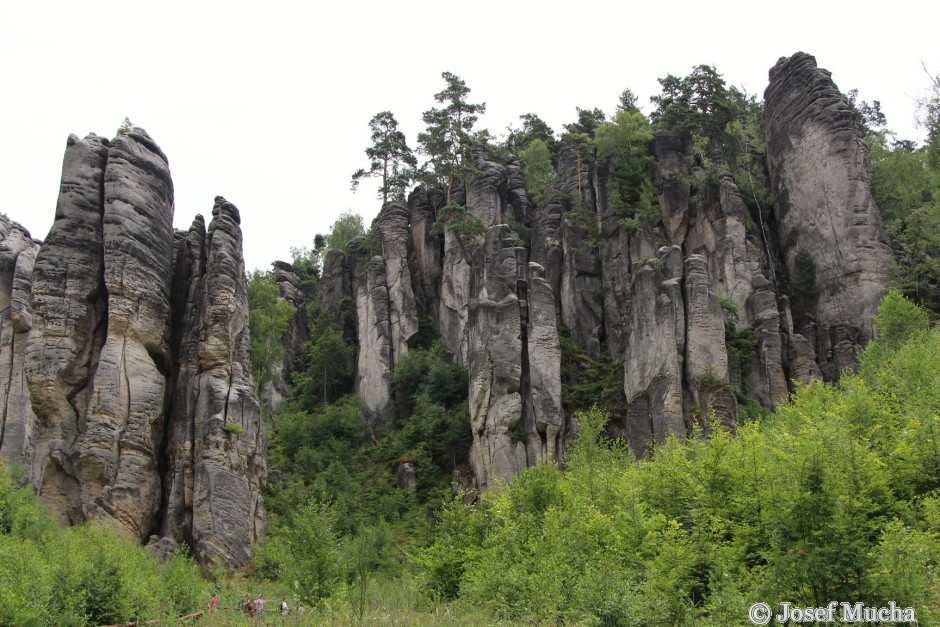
[0,130,264,570]
[764,52,893,380]
[322,52,889,489]
[1,52,891,529]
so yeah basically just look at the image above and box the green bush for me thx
[414,295,940,623]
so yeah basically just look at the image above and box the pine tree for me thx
[351,111,417,204]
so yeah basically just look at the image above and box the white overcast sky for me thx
[2,1,937,272]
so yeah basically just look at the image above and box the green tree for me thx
[867,129,940,313]
[791,250,819,325]
[846,89,887,135]
[918,65,940,169]
[288,244,322,312]
[418,71,486,203]
[431,201,487,265]
[617,87,640,113]
[293,312,353,408]
[594,109,655,224]
[324,210,365,253]
[248,270,297,399]
[563,107,606,137]
[506,113,556,156]
[650,64,756,160]
[351,111,418,204]
[117,117,134,135]
[284,501,342,606]
[518,139,556,207]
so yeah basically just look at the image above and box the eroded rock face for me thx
[7,51,892,507]
[173,197,265,569]
[0,217,40,468]
[375,202,419,366]
[9,131,264,570]
[266,260,310,409]
[764,52,892,377]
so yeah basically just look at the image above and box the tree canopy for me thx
[324,210,365,253]
[351,111,417,204]
[417,72,486,202]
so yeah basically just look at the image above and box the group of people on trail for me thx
[207,592,303,617]
[238,594,266,616]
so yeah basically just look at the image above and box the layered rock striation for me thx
[2,51,891,504]
[324,51,889,488]
[764,52,892,379]
[0,130,264,569]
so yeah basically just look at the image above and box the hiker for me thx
[254,593,265,614]
[280,597,289,615]
[243,595,255,616]
[208,593,218,613]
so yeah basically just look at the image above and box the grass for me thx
[200,576,511,625]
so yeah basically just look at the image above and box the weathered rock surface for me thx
[0,217,40,467]
[265,260,310,410]
[764,52,892,377]
[353,254,393,417]
[4,51,894,505]
[467,226,527,490]
[169,197,265,569]
[375,202,419,366]
[6,130,265,570]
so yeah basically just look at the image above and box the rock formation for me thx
[1,130,264,570]
[764,52,892,379]
[0,216,40,468]
[2,51,892,507]
[323,51,890,485]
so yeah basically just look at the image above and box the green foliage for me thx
[414,292,940,623]
[872,289,930,351]
[650,64,762,169]
[247,269,296,400]
[846,88,888,135]
[289,244,322,310]
[563,107,606,138]
[505,112,557,156]
[617,87,640,113]
[0,465,205,625]
[719,295,757,359]
[117,116,134,135]
[393,342,468,417]
[284,500,343,606]
[862,289,930,372]
[385,342,472,487]
[325,210,365,253]
[417,72,486,202]
[432,201,487,264]
[791,249,819,325]
[293,312,353,409]
[222,422,246,436]
[918,67,940,169]
[559,327,628,427]
[517,138,556,207]
[867,130,940,313]
[351,110,418,204]
[595,109,659,230]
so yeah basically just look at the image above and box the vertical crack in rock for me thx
[25,133,110,523]
[0,217,39,463]
[16,131,265,570]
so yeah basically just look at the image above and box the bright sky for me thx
[2,1,937,272]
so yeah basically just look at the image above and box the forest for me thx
[2,60,939,625]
